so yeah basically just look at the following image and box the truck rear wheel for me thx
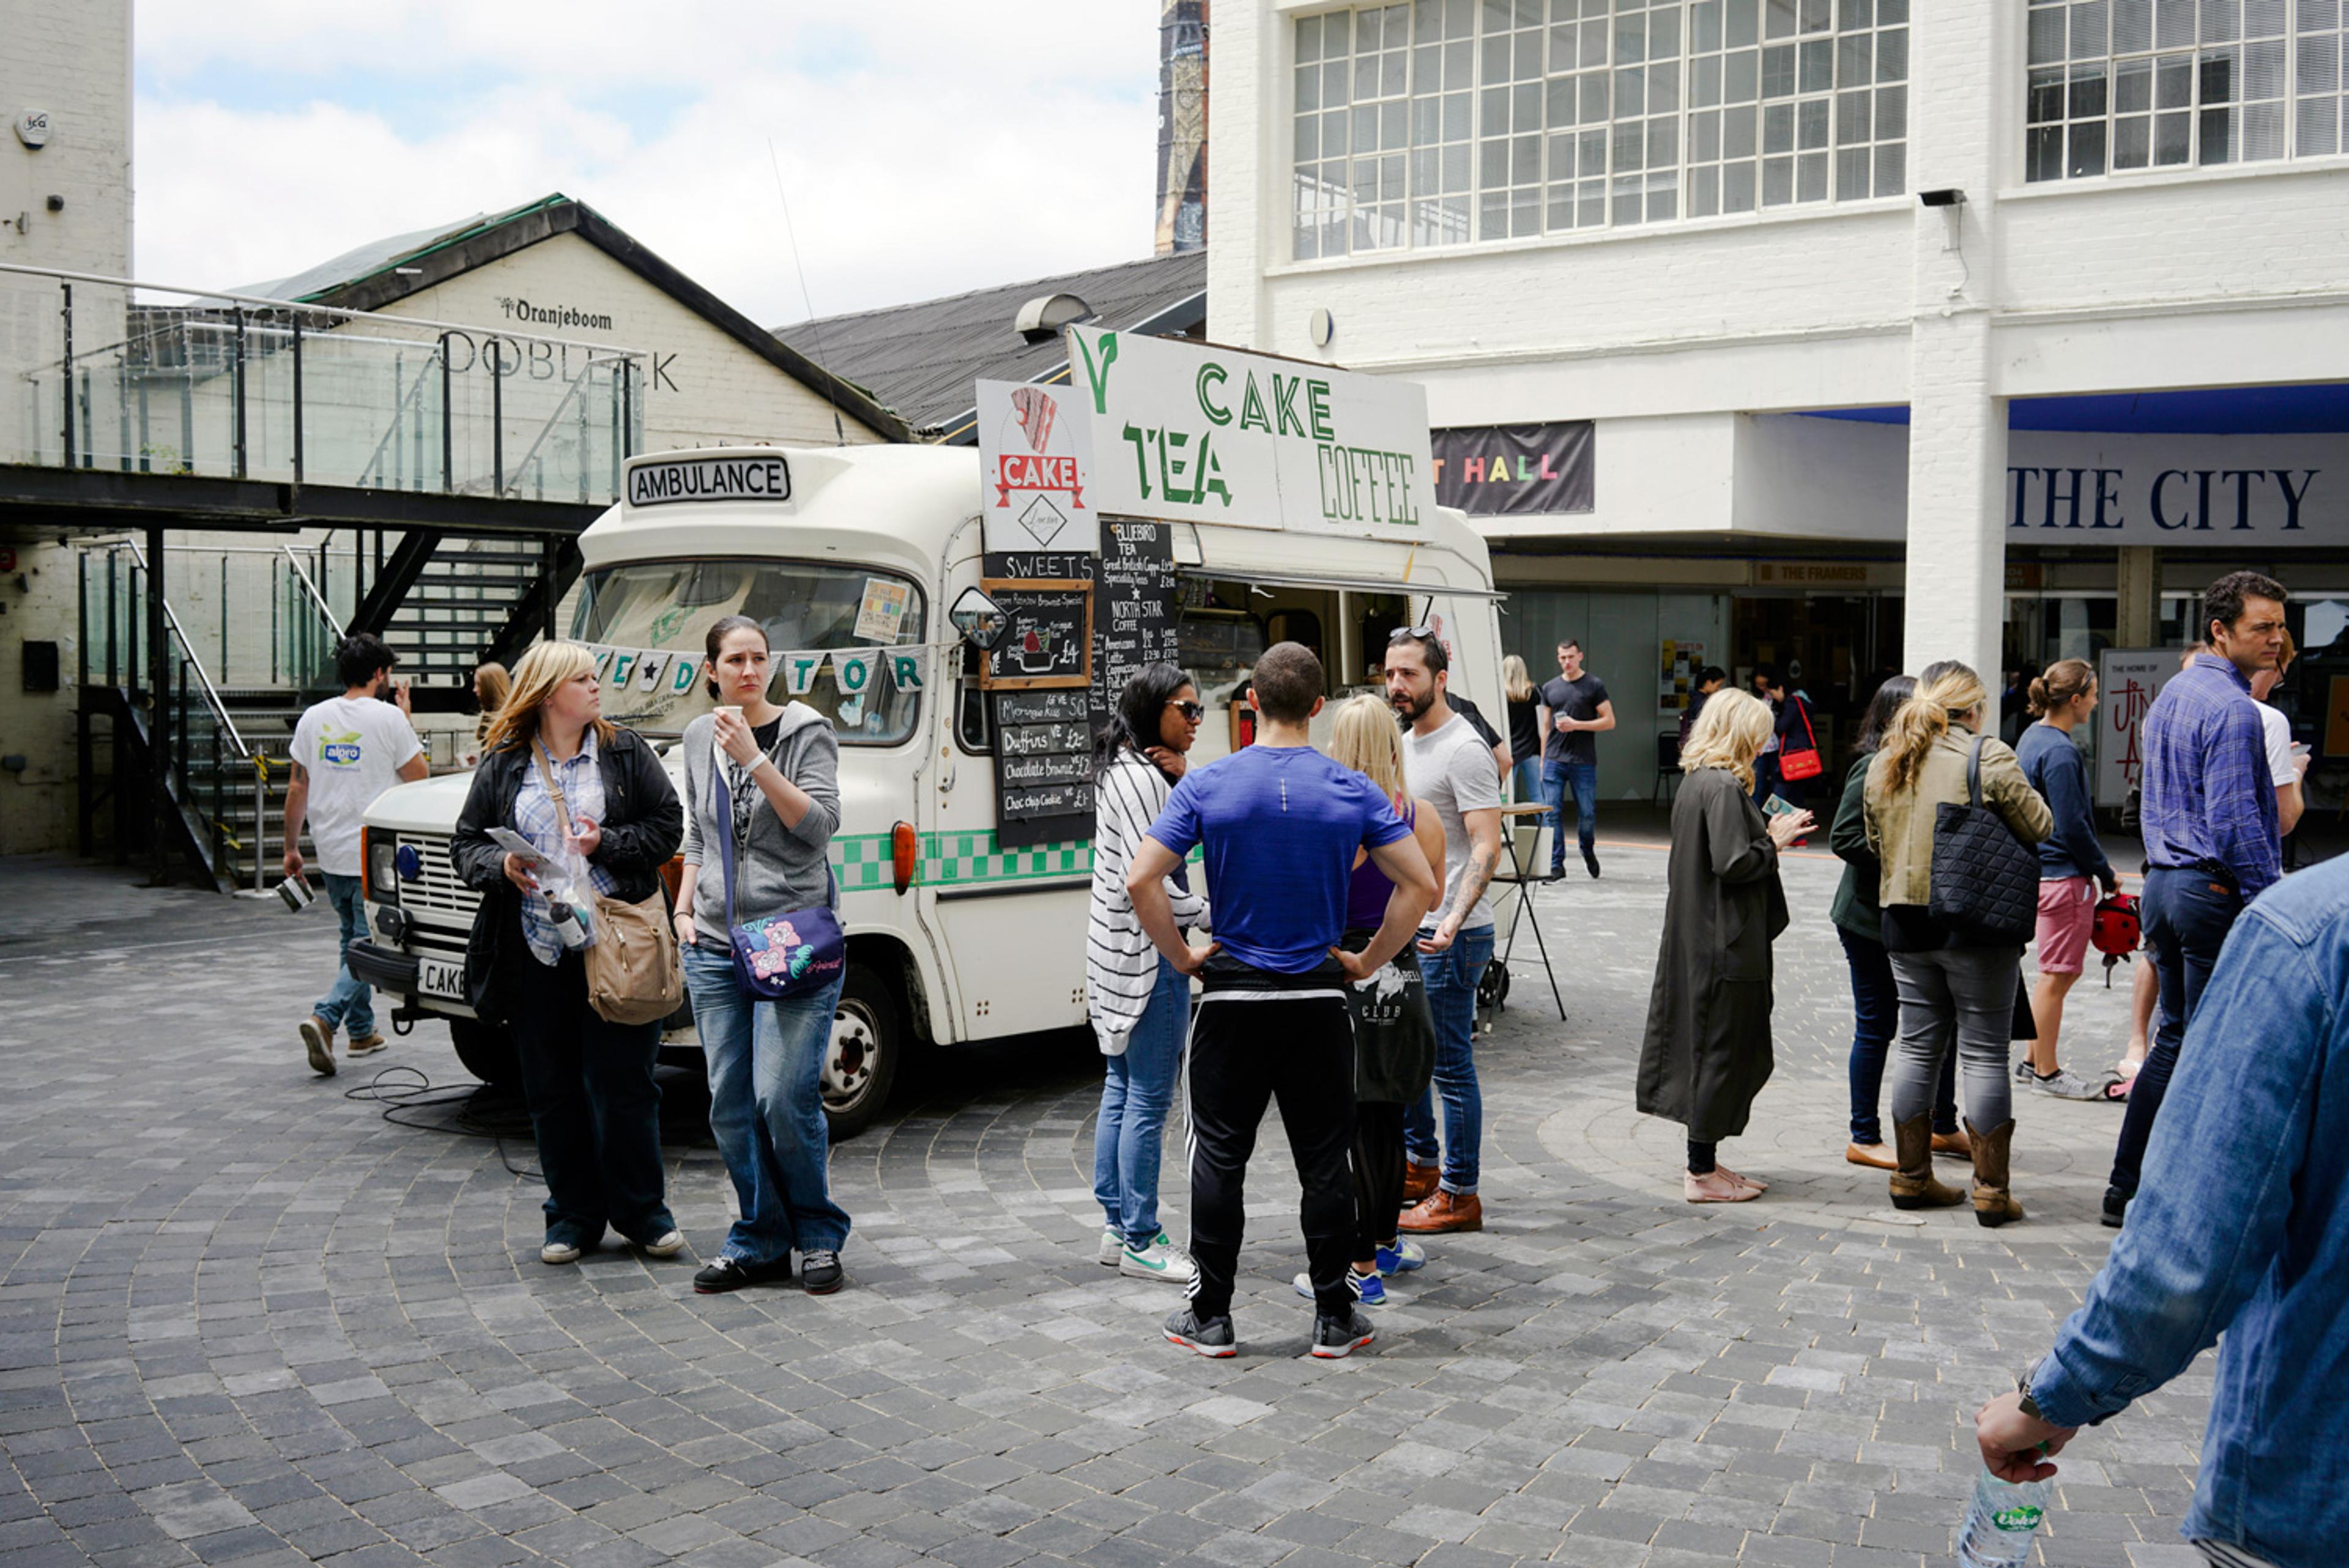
[824,962,902,1141]
[448,1017,521,1089]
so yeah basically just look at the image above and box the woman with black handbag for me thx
[670,616,852,1297]
[451,641,686,1266]
[1863,664,2052,1226]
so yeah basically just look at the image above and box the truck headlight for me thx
[366,830,400,906]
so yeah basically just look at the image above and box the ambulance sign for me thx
[977,381,1100,554]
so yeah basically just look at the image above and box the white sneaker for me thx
[540,1240,582,1265]
[2032,1066,2107,1101]
[1119,1233,1194,1284]
[2013,1057,2035,1083]
[642,1230,686,1258]
[1097,1227,1123,1266]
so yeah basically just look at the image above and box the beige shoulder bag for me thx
[532,741,683,1025]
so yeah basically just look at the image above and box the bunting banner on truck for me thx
[575,642,927,702]
[829,648,881,699]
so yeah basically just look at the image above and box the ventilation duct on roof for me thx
[1014,292,1094,344]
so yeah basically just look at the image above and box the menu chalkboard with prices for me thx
[991,686,1095,849]
[978,578,1093,690]
[1090,519,1181,740]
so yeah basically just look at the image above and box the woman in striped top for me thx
[1087,663,1209,1284]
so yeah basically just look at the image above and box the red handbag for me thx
[1776,696,1823,782]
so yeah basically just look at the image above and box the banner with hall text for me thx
[1431,422,1595,516]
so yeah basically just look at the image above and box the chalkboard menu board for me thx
[1091,519,1181,741]
[992,686,1094,847]
[978,578,1092,690]
[974,530,1178,853]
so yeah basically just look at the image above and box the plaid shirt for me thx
[513,731,618,965]
[2139,653,2280,899]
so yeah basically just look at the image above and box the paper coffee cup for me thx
[713,704,742,721]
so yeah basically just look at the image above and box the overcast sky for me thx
[132,1,1162,326]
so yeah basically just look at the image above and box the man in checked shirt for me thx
[2104,570,2288,1230]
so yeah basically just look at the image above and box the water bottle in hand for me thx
[1956,1467,2052,1566]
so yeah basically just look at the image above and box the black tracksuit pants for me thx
[1186,980,1357,1320]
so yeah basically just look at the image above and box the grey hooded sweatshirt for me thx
[679,702,841,948]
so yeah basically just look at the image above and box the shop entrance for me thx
[1730,591,1904,767]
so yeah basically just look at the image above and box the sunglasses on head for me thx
[1388,626,1438,645]
[1165,699,1206,722]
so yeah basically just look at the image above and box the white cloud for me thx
[133,2,1163,324]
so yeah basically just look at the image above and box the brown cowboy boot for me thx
[1887,1114,1965,1210]
[1967,1118,2025,1228]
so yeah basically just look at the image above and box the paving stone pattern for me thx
[0,847,2213,1566]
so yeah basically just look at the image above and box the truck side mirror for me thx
[951,586,1007,652]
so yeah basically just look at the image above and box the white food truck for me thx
[351,355,1503,1137]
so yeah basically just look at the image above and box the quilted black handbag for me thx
[1928,735,2038,944]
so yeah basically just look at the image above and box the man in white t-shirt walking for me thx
[2249,625,2309,847]
[284,634,428,1075]
[1385,628,1505,1235]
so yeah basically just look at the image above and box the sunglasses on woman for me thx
[1165,699,1206,723]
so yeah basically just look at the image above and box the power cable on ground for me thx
[343,1065,543,1181]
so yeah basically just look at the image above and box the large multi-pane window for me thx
[2027,0,2349,179]
[1292,0,1909,259]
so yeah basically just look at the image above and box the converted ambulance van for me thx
[351,443,1503,1135]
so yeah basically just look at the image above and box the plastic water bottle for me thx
[1956,1467,2052,1566]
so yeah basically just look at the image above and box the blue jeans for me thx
[313,872,375,1038]
[1092,959,1190,1246]
[1840,925,1956,1144]
[1404,924,1493,1194]
[2108,867,2242,1197]
[1543,759,1597,870]
[684,943,852,1263]
[1509,756,1543,812]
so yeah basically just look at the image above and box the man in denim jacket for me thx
[1973,856,2349,1568]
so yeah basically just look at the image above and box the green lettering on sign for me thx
[1074,331,1120,415]
[1195,363,1231,426]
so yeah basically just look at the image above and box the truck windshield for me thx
[571,559,926,744]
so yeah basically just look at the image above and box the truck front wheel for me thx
[448,1016,521,1089]
[823,963,902,1141]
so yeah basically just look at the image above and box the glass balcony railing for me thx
[2,262,647,503]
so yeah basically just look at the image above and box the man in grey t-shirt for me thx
[1386,628,1504,1235]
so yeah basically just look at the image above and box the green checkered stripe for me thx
[830,831,1093,892]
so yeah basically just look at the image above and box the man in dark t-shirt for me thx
[1129,642,1436,1361]
[1537,639,1615,878]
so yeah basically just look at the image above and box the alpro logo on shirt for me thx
[319,729,363,767]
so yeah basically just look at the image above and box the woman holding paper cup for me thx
[672,615,853,1297]
[449,641,686,1267]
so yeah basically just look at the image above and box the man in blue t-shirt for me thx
[1129,642,1436,1361]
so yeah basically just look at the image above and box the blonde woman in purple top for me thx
[1323,696,1446,1303]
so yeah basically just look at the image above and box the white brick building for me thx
[1211,1,2349,798]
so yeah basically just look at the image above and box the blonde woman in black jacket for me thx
[450,641,685,1266]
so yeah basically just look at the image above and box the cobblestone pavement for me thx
[0,845,2213,1567]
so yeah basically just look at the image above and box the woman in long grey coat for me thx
[1639,688,1816,1202]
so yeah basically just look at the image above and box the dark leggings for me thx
[1353,1101,1406,1258]
[1687,1140,1716,1176]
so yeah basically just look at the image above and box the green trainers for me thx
[1119,1232,1194,1284]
